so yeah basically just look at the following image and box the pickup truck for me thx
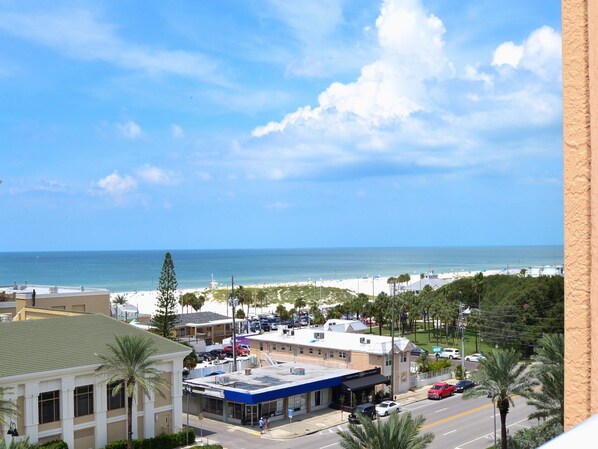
[427,382,456,399]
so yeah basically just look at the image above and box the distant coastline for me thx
[0,245,563,293]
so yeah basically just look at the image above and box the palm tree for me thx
[112,294,127,320]
[464,349,537,449]
[526,333,564,429]
[338,411,434,449]
[190,294,206,313]
[96,334,169,449]
[178,292,196,315]
[256,290,268,310]
[0,386,17,426]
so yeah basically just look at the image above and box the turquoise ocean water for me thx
[0,246,563,292]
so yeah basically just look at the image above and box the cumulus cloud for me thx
[244,0,562,183]
[492,26,561,80]
[95,171,137,199]
[136,164,177,185]
[116,120,142,139]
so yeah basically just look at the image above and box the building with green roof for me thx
[0,313,190,449]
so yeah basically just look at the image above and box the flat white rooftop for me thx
[0,283,110,297]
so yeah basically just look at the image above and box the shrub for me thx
[104,429,195,449]
[455,364,464,380]
[36,442,68,449]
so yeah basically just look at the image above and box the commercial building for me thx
[0,314,189,449]
[183,362,385,425]
[248,328,415,394]
[0,283,110,319]
[174,312,234,345]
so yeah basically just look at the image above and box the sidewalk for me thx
[260,382,443,440]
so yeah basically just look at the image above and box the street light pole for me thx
[183,384,190,446]
[458,303,465,376]
[230,276,238,372]
[391,280,396,399]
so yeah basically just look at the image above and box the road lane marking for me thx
[420,402,493,429]
[320,443,338,449]
[435,408,448,413]
[454,418,533,448]
[443,429,457,435]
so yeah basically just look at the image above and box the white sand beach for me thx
[112,268,511,318]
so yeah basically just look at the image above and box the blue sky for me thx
[0,0,563,251]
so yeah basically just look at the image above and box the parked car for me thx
[223,346,250,357]
[375,400,400,416]
[348,403,377,423]
[410,347,429,357]
[435,348,461,360]
[427,382,456,399]
[209,349,226,360]
[455,379,475,393]
[465,353,486,362]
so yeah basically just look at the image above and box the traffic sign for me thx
[288,408,293,419]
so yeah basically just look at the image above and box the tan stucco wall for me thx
[16,292,110,316]
[562,0,598,429]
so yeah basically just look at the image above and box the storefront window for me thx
[203,397,223,415]
[261,399,283,417]
[227,401,244,420]
[288,394,306,412]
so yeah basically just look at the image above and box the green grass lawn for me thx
[364,324,495,356]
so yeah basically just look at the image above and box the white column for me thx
[60,377,75,449]
[24,383,39,444]
[143,391,155,439]
[94,377,107,449]
[172,367,183,432]
[131,399,138,440]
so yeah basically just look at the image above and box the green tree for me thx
[236,308,246,320]
[151,252,180,338]
[526,333,564,429]
[256,290,268,309]
[0,386,17,426]
[294,297,307,311]
[337,411,434,449]
[374,292,390,335]
[96,334,169,449]
[464,349,537,449]
[179,292,197,315]
[275,304,290,321]
[112,294,127,320]
[190,294,206,313]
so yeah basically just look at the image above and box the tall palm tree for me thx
[338,411,434,449]
[178,292,196,315]
[96,334,169,449]
[0,386,17,426]
[190,294,206,314]
[464,349,537,449]
[526,333,564,429]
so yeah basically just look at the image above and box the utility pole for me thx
[390,279,396,399]
[230,276,238,372]
[458,303,465,377]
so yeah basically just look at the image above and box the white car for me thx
[465,353,486,362]
[375,400,400,416]
[435,347,461,360]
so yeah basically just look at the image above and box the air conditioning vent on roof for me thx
[314,332,324,339]
[291,367,305,375]
[366,339,371,344]
[359,337,366,344]
[215,375,231,385]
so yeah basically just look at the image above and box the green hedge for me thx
[188,445,223,449]
[36,441,68,449]
[104,429,195,449]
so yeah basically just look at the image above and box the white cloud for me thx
[0,9,225,84]
[95,171,137,198]
[245,1,562,183]
[116,120,142,140]
[171,124,184,139]
[253,0,454,139]
[493,26,561,80]
[492,41,523,68]
[9,179,68,195]
[136,164,176,185]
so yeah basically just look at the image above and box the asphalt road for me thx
[195,392,536,449]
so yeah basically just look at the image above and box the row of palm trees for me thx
[337,333,564,449]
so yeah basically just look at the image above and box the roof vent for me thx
[244,368,252,375]
[291,367,305,375]
[215,375,231,385]
[314,332,324,339]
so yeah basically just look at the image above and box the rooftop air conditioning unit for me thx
[215,375,230,385]
[244,368,252,375]
[291,367,305,375]
[359,337,366,344]
[366,339,371,344]
[314,332,324,339]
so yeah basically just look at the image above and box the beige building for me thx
[562,0,598,431]
[0,284,110,319]
[0,314,189,449]
[249,327,415,394]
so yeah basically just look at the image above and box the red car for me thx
[427,382,456,400]
[223,346,249,356]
